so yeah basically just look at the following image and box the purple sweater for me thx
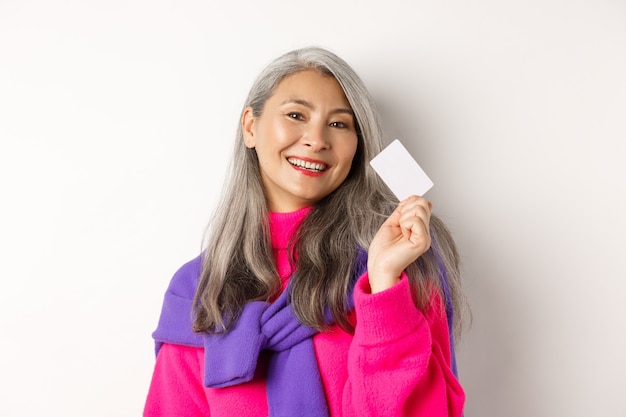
[145,209,465,416]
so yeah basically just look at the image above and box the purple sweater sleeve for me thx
[341,273,465,417]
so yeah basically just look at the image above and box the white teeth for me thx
[287,158,327,172]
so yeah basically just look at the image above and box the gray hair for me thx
[193,47,466,337]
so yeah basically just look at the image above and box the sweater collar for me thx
[268,206,312,250]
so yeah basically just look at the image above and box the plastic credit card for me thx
[369,139,433,200]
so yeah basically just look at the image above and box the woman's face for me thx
[242,69,358,212]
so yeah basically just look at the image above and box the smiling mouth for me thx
[287,157,328,172]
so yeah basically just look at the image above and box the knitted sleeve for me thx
[144,344,211,417]
[144,256,270,417]
[342,273,465,417]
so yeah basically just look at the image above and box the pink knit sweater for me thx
[144,208,465,416]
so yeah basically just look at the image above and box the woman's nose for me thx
[302,123,329,151]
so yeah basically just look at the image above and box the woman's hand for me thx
[367,195,433,293]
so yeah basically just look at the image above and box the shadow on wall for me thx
[456,252,532,417]
[374,87,532,417]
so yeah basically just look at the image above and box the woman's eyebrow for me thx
[281,98,354,115]
[281,98,313,108]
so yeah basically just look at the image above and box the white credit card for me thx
[370,139,433,200]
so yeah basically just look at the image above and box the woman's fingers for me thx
[367,196,434,293]
[397,196,432,246]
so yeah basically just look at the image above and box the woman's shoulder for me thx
[152,255,205,351]
[165,254,203,300]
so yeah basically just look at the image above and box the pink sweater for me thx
[144,208,465,416]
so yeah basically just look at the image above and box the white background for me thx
[1,1,625,416]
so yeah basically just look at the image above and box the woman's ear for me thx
[242,107,256,149]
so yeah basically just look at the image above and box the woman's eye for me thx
[287,112,304,120]
[330,121,347,128]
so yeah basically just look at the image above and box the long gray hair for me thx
[193,47,466,336]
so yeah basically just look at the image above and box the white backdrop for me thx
[1,1,625,416]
